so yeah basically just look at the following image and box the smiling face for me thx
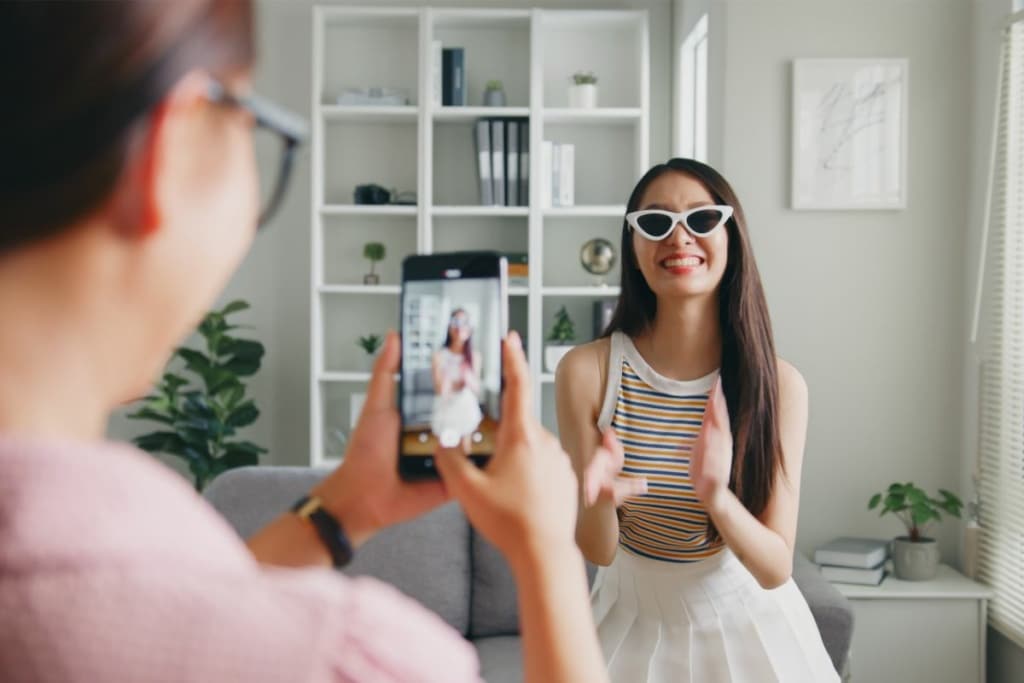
[630,170,729,301]
[447,309,472,346]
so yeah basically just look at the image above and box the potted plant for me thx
[357,334,384,369]
[363,242,386,285]
[868,483,963,581]
[545,306,576,372]
[569,71,598,109]
[128,300,267,492]
[483,79,506,107]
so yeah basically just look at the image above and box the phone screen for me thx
[399,252,507,478]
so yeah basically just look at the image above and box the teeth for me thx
[663,256,702,268]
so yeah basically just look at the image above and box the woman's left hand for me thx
[690,377,734,511]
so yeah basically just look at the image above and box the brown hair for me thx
[0,0,255,250]
[605,158,783,539]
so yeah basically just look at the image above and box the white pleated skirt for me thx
[591,547,840,683]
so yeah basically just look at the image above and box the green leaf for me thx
[127,408,175,426]
[182,392,216,419]
[884,492,907,512]
[177,348,211,371]
[223,338,265,362]
[134,431,189,457]
[868,493,882,510]
[911,501,936,528]
[162,373,189,393]
[210,448,260,476]
[222,440,268,456]
[224,357,261,378]
[217,384,245,411]
[226,400,259,429]
[220,300,250,316]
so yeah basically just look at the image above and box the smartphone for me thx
[398,251,508,480]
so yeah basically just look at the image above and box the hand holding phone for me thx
[311,331,450,546]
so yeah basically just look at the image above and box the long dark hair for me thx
[605,158,782,538]
[0,0,254,250]
[444,308,474,368]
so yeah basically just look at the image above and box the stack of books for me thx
[813,537,889,586]
[473,119,529,207]
[540,141,574,208]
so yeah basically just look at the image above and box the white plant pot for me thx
[568,83,597,109]
[545,345,575,373]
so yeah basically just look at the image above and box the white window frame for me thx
[675,13,708,161]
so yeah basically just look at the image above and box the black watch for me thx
[291,495,354,568]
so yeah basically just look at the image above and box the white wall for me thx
[715,0,972,559]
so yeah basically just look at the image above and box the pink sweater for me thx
[0,437,481,682]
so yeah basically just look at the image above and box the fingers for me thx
[602,428,625,467]
[706,376,730,430]
[434,446,486,502]
[364,331,400,412]
[612,476,648,505]
[500,332,531,427]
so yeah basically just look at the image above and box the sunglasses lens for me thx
[686,209,726,234]
[635,212,675,238]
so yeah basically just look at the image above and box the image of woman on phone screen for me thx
[431,308,484,447]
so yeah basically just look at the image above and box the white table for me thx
[834,565,992,683]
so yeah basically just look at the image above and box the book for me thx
[558,143,574,207]
[506,120,519,207]
[518,120,530,206]
[551,142,561,207]
[442,48,465,106]
[506,253,528,286]
[474,119,493,206]
[490,119,506,206]
[819,562,886,586]
[431,40,443,107]
[540,140,554,208]
[814,537,890,569]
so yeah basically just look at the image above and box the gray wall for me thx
[714,0,971,559]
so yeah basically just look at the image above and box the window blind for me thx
[978,15,1024,648]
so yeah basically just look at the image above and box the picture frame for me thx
[791,58,908,210]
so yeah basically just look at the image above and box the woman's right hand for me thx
[582,429,648,508]
[434,331,578,569]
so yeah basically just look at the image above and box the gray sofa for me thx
[205,467,853,682]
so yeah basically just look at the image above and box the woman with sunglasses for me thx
[556,159,839,681]
[432,308,484,445]
[0,3,608,682]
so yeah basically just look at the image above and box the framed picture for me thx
[791,58,908,210]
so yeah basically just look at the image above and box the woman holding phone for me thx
[432,308,484,442]
[0,3,606,681]
[556,159,839,682]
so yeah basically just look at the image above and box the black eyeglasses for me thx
[207,81,308,229]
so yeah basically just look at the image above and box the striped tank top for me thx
[597,331,724,563]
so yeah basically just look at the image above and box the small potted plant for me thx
[356,334,383,370]
[868,483,963,581]
[545,306,576,372]
[363,242,385,285]
[569,71,598,109]
[483,79,506,107]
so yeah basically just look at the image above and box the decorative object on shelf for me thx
[128,300,267,492]
[868,482,963,581]
[569,71,598,109]
[791,58,908,209]
[580,237,616,286]
[363,242,386,285]
[483,80,506,107]
[336,87,409,107]
[545,306,576,373]
[354,183,391,205]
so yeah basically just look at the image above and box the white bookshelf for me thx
[310,6,650,465]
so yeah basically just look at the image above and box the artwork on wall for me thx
[791,58,908,210]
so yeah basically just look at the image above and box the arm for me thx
[435,333,609,683]
[697,361,809,589]
[555,343,619,566]
[248,332,449,568]
[433,351,448,395]
[463,350,482,397]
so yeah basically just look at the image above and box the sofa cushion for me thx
[204,467,473,635]
[469,530,599,638]
[792,553,854,676]
[473,636,523,683]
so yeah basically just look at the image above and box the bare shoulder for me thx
[776,357,808,408]
[555,338,610,404]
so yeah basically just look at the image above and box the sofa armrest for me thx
[792,552,854,677]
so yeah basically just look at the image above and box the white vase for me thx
[568,83,597,109]
[545,345,575,373]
